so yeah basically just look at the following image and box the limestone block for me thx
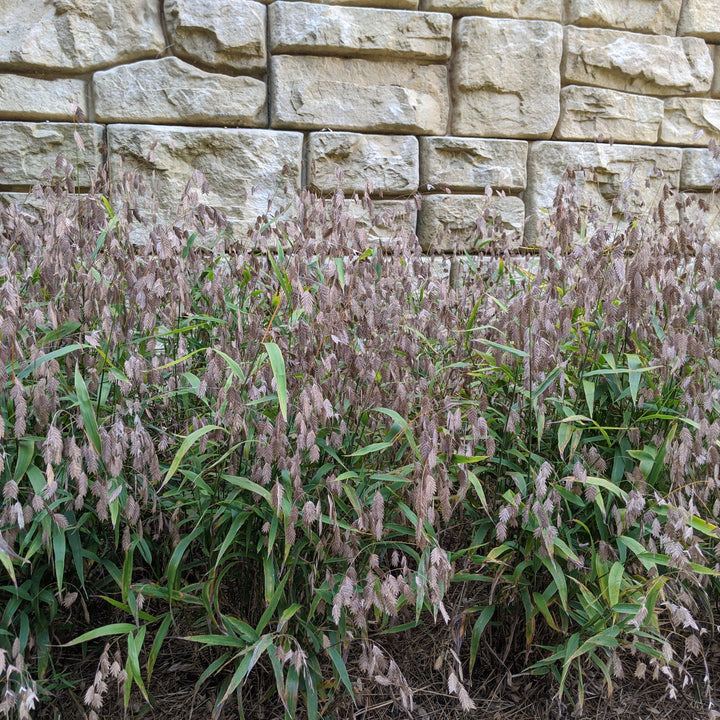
[555,86,663,144]
[270,56,448,134]
[420,0,561,21]
[681,148,720,190]
[280,0,418,10]
[680,192,720,244]
[563,27,714,97]
[342,199,418,241]
[0,0,164,72]
[660,98,720,146]
[308,133,419,195]
[714,46,720,98]
[107,125,303,239]
[269,2,451,60]
[565,0,681,35]
[0,122,103,187]
[165,0,266,74]
[419,137,527,191]
[0,75,86,121]
[417,194,525,251]
[678,0,720,41]
[526,142,683,244]
[452,18,562,139]
[94,58,266,126]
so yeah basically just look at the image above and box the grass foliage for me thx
[1,158,720,719]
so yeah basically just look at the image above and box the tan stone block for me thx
[660,98,720,146]
[0,122,103,187]
[526,141,682,244]
[566,0,681,35]
[341,198,418,242]
[417,194,525,251]
[107,125,303,240]
[452,17,562,138]
[308,133,418,195]
[269,2,451,60]
[281,0,418,9]
[556,86,663,144]
[420,0,560,20]
[0,0,164,72]
[94,57,266,126]
[712,46,720,98]
[419,137,527,191]
[563,26,713,96]
[681,148,720,190]
[0,75,86,121]
[270,56,448,134]
[165,0,266,74]
[680,192,720,244]
[678,0,720,41]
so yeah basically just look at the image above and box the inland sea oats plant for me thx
[0,153,719,720]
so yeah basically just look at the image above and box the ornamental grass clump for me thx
[0,154,719,719]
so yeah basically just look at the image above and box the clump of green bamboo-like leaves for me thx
[1,153,720,719]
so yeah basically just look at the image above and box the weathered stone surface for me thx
[526,142,683,243]
[282,0,419,10]
[107,125,303,239]
[0,75,86,121]
[660,98,720,146]
[308,133,418,195]
[678,0,720,41]
[714,46,720,98]
[681,148,720,189]
[419,137,527,191]
[270,56,448,133]
[94,57,266,126]
[563,27,714,97]
[0,0,164,72]
[0,122,103,187]
[417,194,525,251]
[420,0,560,21]
[342,199,418,241]
[680,192,720,244]
[165,0,266,75]
[565,0,681,35]
[555,86,663,143]
[452,18,562,138]
[269,2,451,60]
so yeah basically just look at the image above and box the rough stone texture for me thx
[417,194,525,251]
[269,2,451,60]
[165,0,267,75]
[271,56,448,133]
[680,192,720,244]
[420,0,561,21]
[0,122,103,187]
[660,98,720,146]
[282,0,418,8]
[452,18,562,138]
[563,26,714,97]
[94,57,266,126]
[107,125,303,239]
[308,133,418,195]
[526,142,683,243]
[419,137,527,191]
[715,46,720,98]
[0,0,164,72]
[342,199,418,241]
[678,0,720,41]
[681,148,720,189]
[555,85,663,143]
[0,75,86,121]
[565,0,681,35]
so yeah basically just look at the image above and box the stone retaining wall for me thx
[1,0,720,248]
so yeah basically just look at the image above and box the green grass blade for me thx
[64,623,137,647]
[160,425,225,490]
[264,342,288,421]
[74,364,102,456]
